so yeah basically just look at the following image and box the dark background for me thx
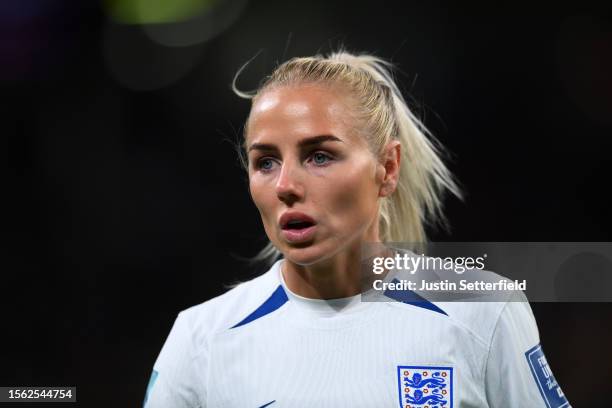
[3,0,611,406]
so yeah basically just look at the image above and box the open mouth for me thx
[279,212,317,243]
[283,220,315,230]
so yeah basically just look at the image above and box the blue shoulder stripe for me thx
[230,285,288,329]
[383,279,448,316]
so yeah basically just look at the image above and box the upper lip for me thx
[279,211,316,229]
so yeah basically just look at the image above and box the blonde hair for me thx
[233,50,462,265]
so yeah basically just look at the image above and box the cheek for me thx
[249,177,274,218]
[318,161,379,223]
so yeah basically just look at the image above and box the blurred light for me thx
[141,0,248,47]
[103,23,202,91]
[102,0,249,90]
[103,0,216,24]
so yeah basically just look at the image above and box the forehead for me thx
[246,83,358,143]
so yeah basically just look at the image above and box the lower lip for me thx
[281,225,317,243]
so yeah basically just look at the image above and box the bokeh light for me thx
[104,0,217,24]
[103,23,203,91]
[141,0,249,47]
[102,0,249,90]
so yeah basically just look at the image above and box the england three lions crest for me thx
[397,365,453,408]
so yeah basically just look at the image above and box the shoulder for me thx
[388,259,538,348]
[178,260,284,349]
[437,290,537,349]
[440,265,538,345]
[148,264,283,408]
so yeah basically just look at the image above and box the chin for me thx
[280,242,332,266]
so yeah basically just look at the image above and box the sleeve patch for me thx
[143,369,159,407]
[525,344,570,408]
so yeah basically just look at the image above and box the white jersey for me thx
[144,259,570,408]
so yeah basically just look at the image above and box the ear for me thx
[377,140,401,198]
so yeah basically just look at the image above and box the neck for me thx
[282,243,364,299]
[281,219,393,299]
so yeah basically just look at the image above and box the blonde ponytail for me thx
[234,50,462,266]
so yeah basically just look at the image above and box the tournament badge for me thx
[525,344,570,408]
[397,365,453,408]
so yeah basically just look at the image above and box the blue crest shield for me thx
[397,365,453,408]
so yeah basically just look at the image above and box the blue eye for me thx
[258,158,275,171]
[312,152,331,165]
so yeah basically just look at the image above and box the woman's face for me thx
[246,83,389,265]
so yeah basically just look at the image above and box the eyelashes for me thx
[254,151,335,173]
[311,152,332,165]
[257,157,276,171]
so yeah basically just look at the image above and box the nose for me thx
[275,160,304,205]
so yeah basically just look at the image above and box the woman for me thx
[144,51,570,407]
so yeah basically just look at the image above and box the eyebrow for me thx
[247,135,343,152]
